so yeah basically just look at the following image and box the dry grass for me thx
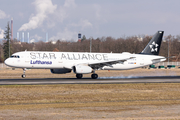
[0,83,180,119]
[0,83,180,109]
[1,68,180,119]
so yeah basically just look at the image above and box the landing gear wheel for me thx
[91,74,98,79]
[22,74,26,78]
[76,74,83,79]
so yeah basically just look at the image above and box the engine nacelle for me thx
[73,65,92,74]
[50,68,72,74]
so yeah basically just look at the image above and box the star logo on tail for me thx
[149,41,158,53]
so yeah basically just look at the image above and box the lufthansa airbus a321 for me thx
[5,31,166,79]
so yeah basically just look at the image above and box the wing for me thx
[88,57,135,69]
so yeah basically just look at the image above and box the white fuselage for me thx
[5,51,166,70]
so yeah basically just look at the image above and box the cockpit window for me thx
[10,55,20,58]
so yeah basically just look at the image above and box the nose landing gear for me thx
[22,68,26,78]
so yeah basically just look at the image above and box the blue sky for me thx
[0,0,180,42]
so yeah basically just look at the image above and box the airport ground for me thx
[0,68,180,119]
[1,67,180,79]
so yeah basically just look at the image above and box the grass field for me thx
[0,68,180,119]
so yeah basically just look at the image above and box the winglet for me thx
[140,31,164,55]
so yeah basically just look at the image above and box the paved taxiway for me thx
[0,76,180,85]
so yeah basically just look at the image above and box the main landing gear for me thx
[91,70,98,79]
[76,74,83,79]
[75,70,98,79]
[22,68,26,78]
[91,74,98,79]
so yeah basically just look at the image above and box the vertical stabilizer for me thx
[140,31,164,55]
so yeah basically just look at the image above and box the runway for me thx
[0,76,180,85]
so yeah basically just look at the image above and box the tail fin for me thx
[140,31,164,55]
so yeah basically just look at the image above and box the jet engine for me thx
[50,68,72,74]
[73,65,92,74]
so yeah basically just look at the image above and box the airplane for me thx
[5,31,166,79]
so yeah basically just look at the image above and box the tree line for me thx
[1,34,180,63]
[1,23,180,62]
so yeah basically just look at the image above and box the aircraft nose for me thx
[4,58,11,66]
